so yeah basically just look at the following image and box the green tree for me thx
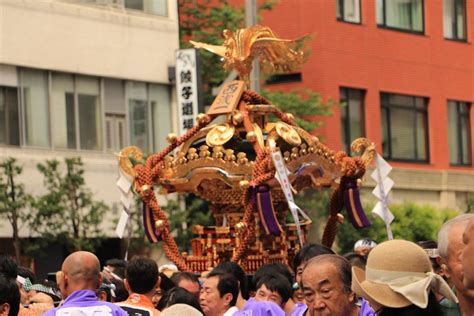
[336,202,459,254]
[0,158,32,262]
[262,88,333,132]
[30,158,108,252]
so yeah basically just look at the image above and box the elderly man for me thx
[301,254,374,316]
[438,214,474,315]
[200,271,238,316]
[44,251,127,316]
[462,217,474,290]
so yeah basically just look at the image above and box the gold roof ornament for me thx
[118,25,375,273]
[190,25,307,85]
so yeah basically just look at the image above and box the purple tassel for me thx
[341,179,371,229]
[253,185,283,236]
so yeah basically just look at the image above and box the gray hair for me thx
[304,254,352,293]
[438,213,474,258]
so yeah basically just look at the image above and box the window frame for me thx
[126,81,172,154]
[340,87,366,154]
[448,100,472,166]
[377,0,425,35]
[50,72,104,151]
[336,0,362,24]
[381,92,430,163]
[444,0,468,42]
[0,86,20,146]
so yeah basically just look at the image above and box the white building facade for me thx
[0,0,179,246]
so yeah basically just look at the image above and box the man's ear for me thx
[0,302,10,316]
[97,273,103,289]
[155,276,161,290]
[124,279,132,294]
[348,291,356,303]
[437,256,451,278]
[223,293,233,307]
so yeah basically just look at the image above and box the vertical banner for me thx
[176,48,201,135]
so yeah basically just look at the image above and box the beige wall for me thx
[361,167,474,211]
[0,0,179,83]
[0,0,180,239]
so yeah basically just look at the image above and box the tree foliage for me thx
[336,202,459,254]
[262,88,334,132]
[0,158,31,262]
[30,158,108,252]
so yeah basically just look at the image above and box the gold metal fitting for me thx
[141,184,152,194]
[286,113,295,121]
[166,133,178,143]
[232,112,243,125]
[357,179,363,187]
[336,213,345,224]
[235,221,246,230]
[239,180,250,189]
[246,131,257,142]
[197,113,207,124]
[155,219,165,230]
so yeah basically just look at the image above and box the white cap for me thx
[354,239,377,250]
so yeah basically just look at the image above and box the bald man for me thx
[44,251,127,316]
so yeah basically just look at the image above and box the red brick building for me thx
[259,0,473,210]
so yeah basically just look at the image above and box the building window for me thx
[0,86,20,146]
[149,84,171,152]
[265,73,302,85]
[124,0,168,16]
[51,73,103,150]
[377,0,424,33]
[105,114,126,152]
[336,0,361,23]
[443,0,467,41]
[448,101,471,165]
[127,82,172,153]
[19,69,50,148]
[381,93,429,162]
[340,88,365,154]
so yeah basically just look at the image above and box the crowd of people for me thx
[1,213,473,316]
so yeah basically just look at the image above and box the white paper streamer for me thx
[271,148,304,246]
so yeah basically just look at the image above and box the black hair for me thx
[97,275,114,302]
[0,254,17,281]
[105,258,126,279]
[171,272,200,287]
[342,252,367,271]
[206,271,239,307]
[17,266,37,284]
[253,263,293,294]
[125,258,158,294]
[256,274,292,304]
[379,292,442,316]
[106,258,126,268]
[211,261,248,299]
[156,287,203,313]
[0,274,20,316]
[110,278,128,302]
[160,272,177,292]
[292,243,335,271]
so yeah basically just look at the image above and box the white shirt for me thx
[223,306,239,316]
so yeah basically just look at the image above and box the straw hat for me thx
[161,304,203,316]
[352,239,457,309]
